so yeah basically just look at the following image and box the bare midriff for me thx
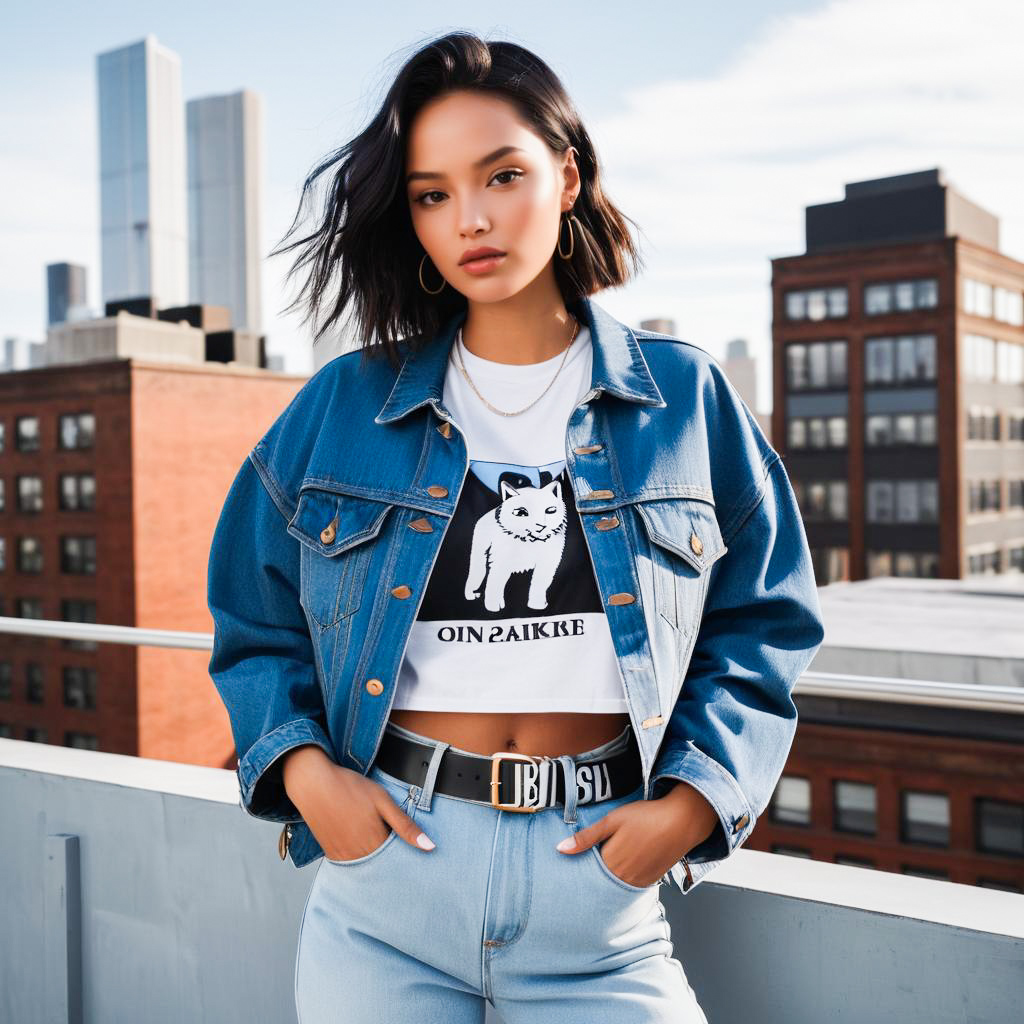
[387,709,633,759]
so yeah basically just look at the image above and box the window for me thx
[835,855,875,868]
[771,845,813,858]
[810,546,850,584]
[60,536,96,575]
[834,780,877,835]
[978,878,1023,893]
[25,727,48,743]
[975,798,1024,856]
[64,731,99,750]
[867,551,940,579]
[0,421,5,451]
[787,417,847,450]
[901,865,948,880]
[968,480,1002,514]
[0,537,5,572]
[25,663,44,704]
[968,547,1002,575]
[867,480,937,523]
[786,340,847,390]
[59,473,96,511]
[0,478,4,512]
[17,475,43,512]
[996,340,1024,384]
[901,790,950,846]
[0,723,11,738]
[964,277,993,318]
[58,412,95,450]
[993,285,1024,326]
[966,407,1000,442]
[0,662,11,700]
[16,537,43,573]
[964,334,996,380]
[865,335,936,384]
[771,776,811,826]
[784,286,848,321]
[866,412,937,447]
[61,599,97,652]
[864,278,939,316]
[15,416,40,452]
[16,597,44,619]
[63,666,97,710]
[794,480,848,522]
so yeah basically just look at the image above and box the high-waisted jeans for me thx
[294,721,709,1023]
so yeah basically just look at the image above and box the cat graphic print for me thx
[465,474,567,613]
[419,458,605,624]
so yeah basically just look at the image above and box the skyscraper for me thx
[186,90,264,333]
[96,35,188,309]
[46,263,88,325]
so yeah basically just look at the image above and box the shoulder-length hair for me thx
[269,30,644,369]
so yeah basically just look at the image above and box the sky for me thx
[2,0,1022,413]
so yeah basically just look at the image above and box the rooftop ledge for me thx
[2,737,1022,1024]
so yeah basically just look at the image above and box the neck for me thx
[460,278,579,365]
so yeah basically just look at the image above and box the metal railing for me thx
[2,615,1022,712]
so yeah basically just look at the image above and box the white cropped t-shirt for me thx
[392,323,628,713]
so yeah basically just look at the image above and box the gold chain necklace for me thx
[453,316,580,417]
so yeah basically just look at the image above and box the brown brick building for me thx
[771,168,1024,584]
[0,358,305,766]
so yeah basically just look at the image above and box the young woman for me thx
[207,31,825,1024]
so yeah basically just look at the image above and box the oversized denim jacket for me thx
[206,294,825,896]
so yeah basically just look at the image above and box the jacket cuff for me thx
[650,739,755,863]
[236,718,337,822]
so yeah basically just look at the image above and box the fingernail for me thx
[556,837,576,852]
[416,833,435,850]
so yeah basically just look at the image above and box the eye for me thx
[491,169,523,186]
[413,169,523,207]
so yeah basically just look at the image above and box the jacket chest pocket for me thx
[633,496,727,635]
[287,488,395,631]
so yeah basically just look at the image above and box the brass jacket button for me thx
[573,443,603,454]
[436,421,453,439]
[426,485,448,498]
[391,584,412,599]
[690,532,703,556]
[733,813,750,832]
[608,592,635,605]
[595,516,620,531]
[365,678,384,696]
[320,514,338,544]
[408,517,434,533]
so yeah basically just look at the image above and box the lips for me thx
[459,248,506,265]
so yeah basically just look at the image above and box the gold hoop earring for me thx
[557,210,576,260]
[419,253,446,294]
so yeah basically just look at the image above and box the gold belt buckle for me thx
[490,752,544,812]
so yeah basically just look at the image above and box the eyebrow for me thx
[406,145,527,185]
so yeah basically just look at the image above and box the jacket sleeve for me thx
[650,449,825,876]
[207,449,339,822]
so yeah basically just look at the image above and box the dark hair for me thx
[269,31,644,369]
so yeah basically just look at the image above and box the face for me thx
[405,89,579,301]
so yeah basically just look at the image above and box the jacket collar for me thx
[373,294,665,425]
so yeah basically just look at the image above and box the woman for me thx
[207,31,825,1024]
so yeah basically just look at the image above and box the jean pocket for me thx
[322,769,415,866]
[568,785,655,894]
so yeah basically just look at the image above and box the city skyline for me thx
[2,0,1023,413]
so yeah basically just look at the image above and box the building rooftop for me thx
[813,575,1024,686]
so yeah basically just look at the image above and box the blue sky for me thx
[3,0,1022,411]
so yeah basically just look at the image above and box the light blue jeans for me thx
[294,722,709,1022]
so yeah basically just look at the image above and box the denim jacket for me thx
[206,294,825,895]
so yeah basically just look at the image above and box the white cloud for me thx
[591,0,1024,412]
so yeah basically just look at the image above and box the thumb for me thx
[380,796,436,852]
[556,815,612,855]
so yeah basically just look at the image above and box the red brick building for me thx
[0,357,305,767]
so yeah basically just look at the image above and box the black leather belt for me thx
[373,725,643,812]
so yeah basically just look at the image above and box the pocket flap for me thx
[287,488,393,557]
[635,497,727,572]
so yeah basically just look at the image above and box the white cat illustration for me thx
[464,479,567,612]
